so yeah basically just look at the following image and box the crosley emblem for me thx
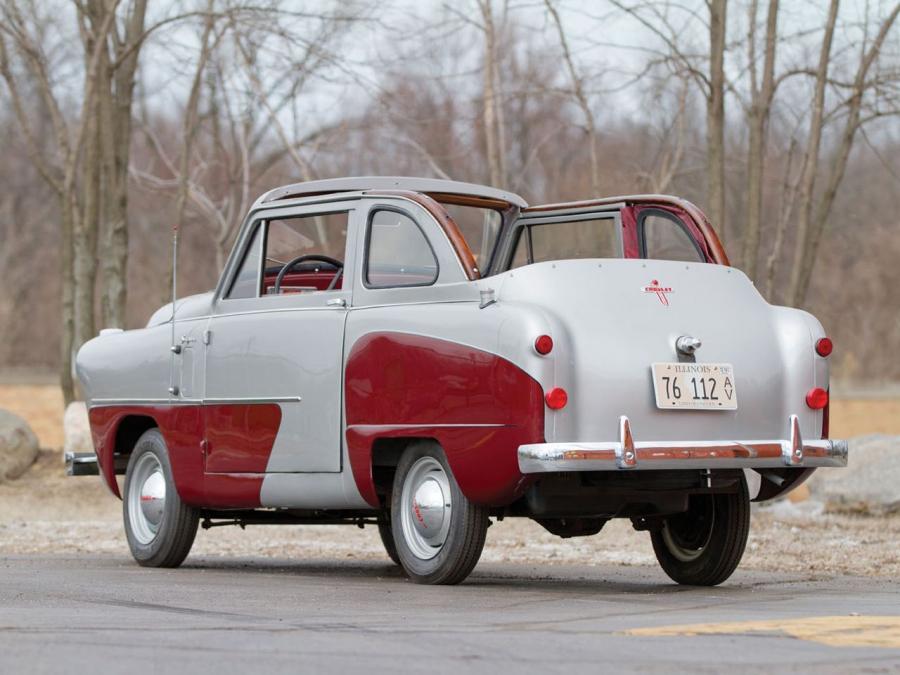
[643,279,673,306]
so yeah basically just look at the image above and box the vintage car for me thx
[72,176,847,586]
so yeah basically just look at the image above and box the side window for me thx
[365,209,438,288]
[640,211,704,262]
[511,218,619,268]
[510,228,530,269]
[262,211,349,294]
[226,223,263,299]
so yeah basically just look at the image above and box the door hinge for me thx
[203,329,212,345]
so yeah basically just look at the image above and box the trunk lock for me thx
[676,335,702,356]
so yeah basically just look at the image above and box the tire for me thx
[377,510,401,566]
[123,428,199,568]
[650,476,750,586]
[390,442,489,585]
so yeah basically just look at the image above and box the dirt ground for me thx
[1,383,898,578]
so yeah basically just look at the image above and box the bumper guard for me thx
[65,451,99,476]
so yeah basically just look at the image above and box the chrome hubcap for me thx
[661,497,716,563]
[400,457,452,560]
[128,453,166,545]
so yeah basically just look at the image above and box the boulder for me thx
[807,435,900,515]
[63,401,93,456]
[0,409,39,482]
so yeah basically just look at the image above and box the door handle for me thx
[326,298,347,308]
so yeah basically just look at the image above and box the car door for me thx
[203,201,358,474]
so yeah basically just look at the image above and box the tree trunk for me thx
[479,0,506,188]
[73,101,100,349]
[706,0,728,237]
[741,0,778,279]
[99,0,147,329]
[59,195,76,406]
[790,3,900,306]
[787,0,839,306]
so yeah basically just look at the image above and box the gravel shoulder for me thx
[2,449,897,580]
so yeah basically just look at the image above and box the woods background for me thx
[1,0,898,403]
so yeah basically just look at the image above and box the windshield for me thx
[439,203,503,272]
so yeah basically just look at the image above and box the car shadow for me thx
[178,555,774,596]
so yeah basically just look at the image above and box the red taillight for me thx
[815,337,833,357]
[545,387,568,410]
[806,387,829,410]
[534,335,554,355]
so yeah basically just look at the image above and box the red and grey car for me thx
[72,176,846,585]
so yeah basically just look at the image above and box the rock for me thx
[63,402,93,456]
[787,483,811,503]
[807,435,900,515]
[0,409,39,482]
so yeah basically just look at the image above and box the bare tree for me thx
[637,75,691,193]
[785,0,839,305]
[93,0,148,331]
[609,0,729,235]
[0,0,120,404]
[706,0,727,236]
[544,0,600,195]
[477,0,508,187]
[133,2,368,267]
[741,0,778,278]
[788,1,900,307]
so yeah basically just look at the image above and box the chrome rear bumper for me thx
[518,415,848,473]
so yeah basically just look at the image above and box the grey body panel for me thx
[487,259,826,444]
[77,325,174,404]
[205,303,347,473]
[259,472,370,509]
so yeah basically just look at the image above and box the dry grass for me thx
[829,397,900,438]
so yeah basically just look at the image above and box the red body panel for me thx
[344,332,545,507]
[88,404,280,508]
[203,404,281,473]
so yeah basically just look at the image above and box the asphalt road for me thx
[1,555,899,673]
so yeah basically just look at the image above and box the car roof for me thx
[256,176,528,209]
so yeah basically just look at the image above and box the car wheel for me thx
[650,476,750,586]
[123,428,199,568]
[377,510,401,566]
[390,442,489,585]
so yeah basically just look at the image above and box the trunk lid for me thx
[493,259,820,443]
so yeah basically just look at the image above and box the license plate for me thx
[651,362,737,410]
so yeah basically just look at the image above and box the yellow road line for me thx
[623,616,900,649]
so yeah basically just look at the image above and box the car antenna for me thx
[168,219,180,396]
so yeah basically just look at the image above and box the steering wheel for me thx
[273,254,344,295]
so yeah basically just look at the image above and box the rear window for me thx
[511,218,619,268]
[639,210,704,262]
[439,203,502,271]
